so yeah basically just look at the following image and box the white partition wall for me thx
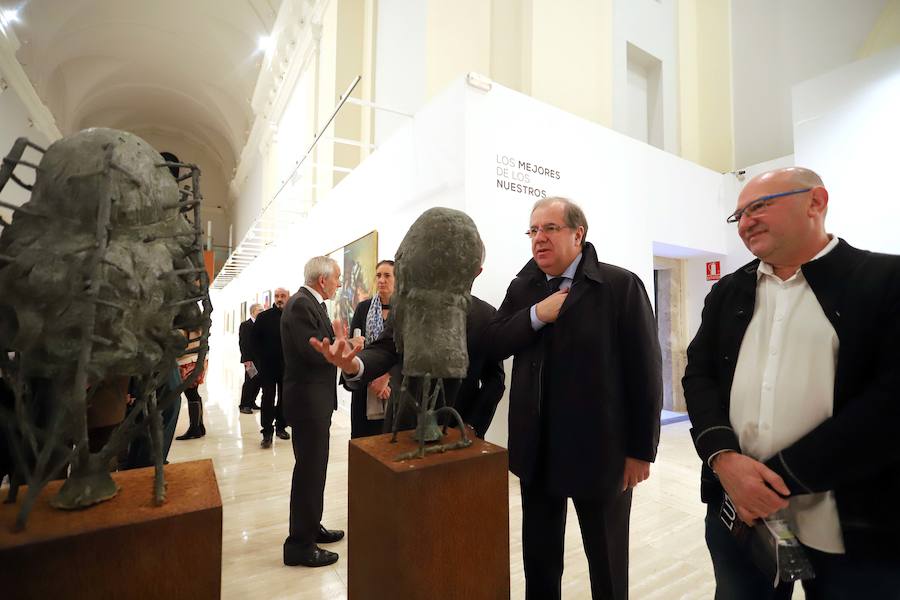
[793,46,900,255]
[215,76,738,444]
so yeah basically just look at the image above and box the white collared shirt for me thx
[303,284,325,304]
[730,235,844,553]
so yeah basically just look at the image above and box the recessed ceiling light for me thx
[2,8,20,23]
[257,36,272,53]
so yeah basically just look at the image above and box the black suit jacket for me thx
[238,318,254,363]
[683,238,900,556]
[281,287,338,424]
[485,242,662,499]
[453,296,506,438]
[250,307,283,384]
[349,295,505,438]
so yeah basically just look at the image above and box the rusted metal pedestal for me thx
[348,427,510,600]
[1,459,222,599]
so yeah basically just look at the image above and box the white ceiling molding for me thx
[2,0,281,188]
[0,16,61,141]
[232,0,329,199]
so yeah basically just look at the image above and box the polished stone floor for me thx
[162,354,743,600]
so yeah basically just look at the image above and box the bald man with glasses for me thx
[684,167,900,598]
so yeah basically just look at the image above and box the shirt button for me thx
[775,314,784,321]
[770,348,777,356]
[764,383,772,390]
[761,423,771,432]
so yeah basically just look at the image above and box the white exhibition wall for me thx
[793,45,900,255]
[214,55,900,444]
[213,77,730,445]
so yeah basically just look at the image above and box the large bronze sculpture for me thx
[0,128,212,530]
[389,207,482,460]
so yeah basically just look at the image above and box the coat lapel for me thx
[302,288,335,337]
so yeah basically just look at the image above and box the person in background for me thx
[346,260,394,438]
[175,329,207,440]
[251,288,291,448]
[238,303,263,414]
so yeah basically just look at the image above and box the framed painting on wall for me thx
[334,230,378,328]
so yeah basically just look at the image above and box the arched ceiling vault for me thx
[2,0,282,187]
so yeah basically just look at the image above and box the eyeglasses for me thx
[525,223,571,238]
[726,188,811,223]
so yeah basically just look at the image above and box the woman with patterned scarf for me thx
[346,260,395,438]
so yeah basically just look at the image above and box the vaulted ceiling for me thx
[2,0,282,187]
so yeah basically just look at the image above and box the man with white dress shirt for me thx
[684,167,900,599]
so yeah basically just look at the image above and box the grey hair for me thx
[249,303,262,315]
[531,196,588,246]
[304,256,339,286]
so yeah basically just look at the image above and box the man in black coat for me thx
[485,197,662,600]
[280,257,347,568]
[684,167,900,598]
[238,303,263,414]
[251,288,291,448]
[326,292,506,439]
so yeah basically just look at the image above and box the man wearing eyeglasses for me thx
[684,167,900,598]
[485,197,662,600]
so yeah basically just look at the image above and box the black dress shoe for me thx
[260,435,272,449]
[276,428,291,440]
[316,525,345,544]
[239,406,253,414]
[284,544,338,567]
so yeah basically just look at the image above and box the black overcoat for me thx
[486,242,662,498]
[683,238,900,556]
[250,306,283,384]
[238,318,254,363]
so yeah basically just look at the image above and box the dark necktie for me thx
[548,277,565,293]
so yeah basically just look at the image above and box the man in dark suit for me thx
[251,288,291,448]
[280,256,347,568]
[684,167,900,598]
[238,303,263,414]
[485,197,662,600]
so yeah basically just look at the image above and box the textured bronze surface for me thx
[1,459,223,599]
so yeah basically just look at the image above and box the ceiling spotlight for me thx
[2,8,20,23]
[257,35,273,53]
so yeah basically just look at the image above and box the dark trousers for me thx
[521,482,632,600]
[239,372,261,409]
[705,504,900,600]
[260,381,286,435]
[288,416,332,547]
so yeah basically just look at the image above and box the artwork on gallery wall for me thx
[240,301,247,322]
[261,290,271,309]
[326,230,378,328]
